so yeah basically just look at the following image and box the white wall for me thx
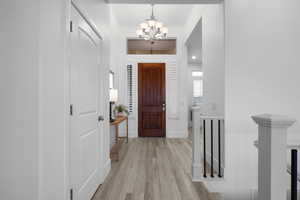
[38,0,69,199]
[184,4,225,183]
[184,4,225,116]
[202,4,225,116]
[0,1,111,200]
[0,1,39,199]
[109,10,126,143]
[109,14,189,138]
[225,0,300,135]
[185,1,300,198]
[205,0,300,199]
[219,0,300,198]
[201,4,225,172]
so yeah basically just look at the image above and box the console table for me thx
[110,116,128,161]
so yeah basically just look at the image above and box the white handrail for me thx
[200,115,224,120]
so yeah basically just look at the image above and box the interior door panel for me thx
[70,5,103,200]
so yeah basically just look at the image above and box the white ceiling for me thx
[110,4,194,27]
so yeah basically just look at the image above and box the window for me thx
[192,70,203,98]
[193,80,203,97]
[127,39,176,55]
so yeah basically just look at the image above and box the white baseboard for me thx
[128,131,138,138]
[118,131,137,138]
[192,163,225,182]
[192,176,225,182]
[192,163,203,181]
[250,189,257,200]
[167,130,188,138]
[222,190,254,200]
[102,159,111,182]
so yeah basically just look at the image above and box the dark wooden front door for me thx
[138,63,166,137]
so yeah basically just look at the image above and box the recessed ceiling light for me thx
[192,56,196,60]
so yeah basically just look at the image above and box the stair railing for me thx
[291,149,298,200]
[252,114,296,200]
[191,107,224,180]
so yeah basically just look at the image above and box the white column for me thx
[252,114,296,200]
[192,106,202,180]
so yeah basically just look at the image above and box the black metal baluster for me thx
[211,119,214,177]
[203,119,207,178]
[218,120,222,177]
[291,149,297,200]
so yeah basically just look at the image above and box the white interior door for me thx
[70,5,103,200]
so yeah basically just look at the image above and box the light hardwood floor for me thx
[93,138,221,200]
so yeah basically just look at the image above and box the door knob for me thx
[98,116,104,122]
[162,103,166,111]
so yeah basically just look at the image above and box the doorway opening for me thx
[185,10,225,180]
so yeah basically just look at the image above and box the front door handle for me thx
[98,116,104,122]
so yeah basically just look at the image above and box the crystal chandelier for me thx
[136,4,168,41]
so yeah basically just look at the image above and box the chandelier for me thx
[136,4,168,41]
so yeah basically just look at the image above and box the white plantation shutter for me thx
[167,61,179,118]
[127,65,133,113]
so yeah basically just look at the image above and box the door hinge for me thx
[70,21,73,32]
[70,189,73,200]
[70,104,73,116]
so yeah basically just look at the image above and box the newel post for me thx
[252,114,296,200]
[192,107,202,180]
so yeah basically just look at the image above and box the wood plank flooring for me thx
[93,138,217,200]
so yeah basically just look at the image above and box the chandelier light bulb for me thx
[162,27,168,34]
[136,4,168,41]
[156,22,163,29]
[148,20,156,28]
[140,22,148,29]
[136,29,143,37]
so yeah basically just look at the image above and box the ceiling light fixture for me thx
[136,4,168,41]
